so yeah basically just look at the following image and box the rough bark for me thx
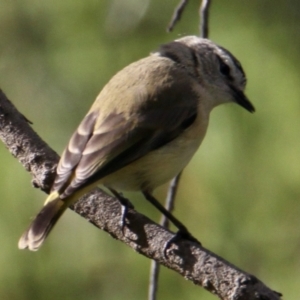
[0,89,282,300]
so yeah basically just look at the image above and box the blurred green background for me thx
[0,0,299,299]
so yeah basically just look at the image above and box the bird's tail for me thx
[18,191,68,251]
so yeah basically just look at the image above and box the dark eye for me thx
[217,56,231,77]
[219,60,230,76]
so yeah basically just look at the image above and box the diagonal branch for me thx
[0,89,282,300]
[166,0,189,32]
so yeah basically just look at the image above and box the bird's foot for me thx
[108,188,134,233]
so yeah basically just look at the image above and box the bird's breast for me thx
[101,110,209,191]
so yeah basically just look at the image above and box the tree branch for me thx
[199,0,212,38]
[149,173,183,300]
[0,89,58,193]
[0,90,282,299]
[166,0,189,32]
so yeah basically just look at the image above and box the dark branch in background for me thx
[149,1,214,299]
[166,0,211,37]
[0,10,282,298]
[166,0,189,32]
[162,173,183,230]
[152,0,200,297]
[148,173,182,300]
[157,0,280,299]
[199,0,212,38]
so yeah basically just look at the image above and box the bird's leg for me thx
[142,191,201,257]
[108,188,134,232]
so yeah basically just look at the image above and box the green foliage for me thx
[0,0,299,299]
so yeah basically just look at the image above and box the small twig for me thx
[148,260,159,300]
[161,173,182,229]
[148,173,182,300]
[199,0,212,38]
[166,0,189,32]
[150,1,213,299]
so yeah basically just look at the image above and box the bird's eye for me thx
[218,56,231,77]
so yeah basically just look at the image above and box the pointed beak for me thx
[230,86,255,113]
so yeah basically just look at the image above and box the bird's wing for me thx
[52,62,199,198]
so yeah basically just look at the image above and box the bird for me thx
[18,36,255,251]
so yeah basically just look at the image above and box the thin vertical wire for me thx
[200,0,212,38]
[148,1,212,299]
[166,0,189,32]
[148,173,182,300]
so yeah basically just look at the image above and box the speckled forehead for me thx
[175,36,207,47]
[175,36,223,57]
[215,46,245,77]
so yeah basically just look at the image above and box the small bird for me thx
[18,36,255,251]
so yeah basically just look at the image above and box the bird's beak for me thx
[230,86,255,113]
